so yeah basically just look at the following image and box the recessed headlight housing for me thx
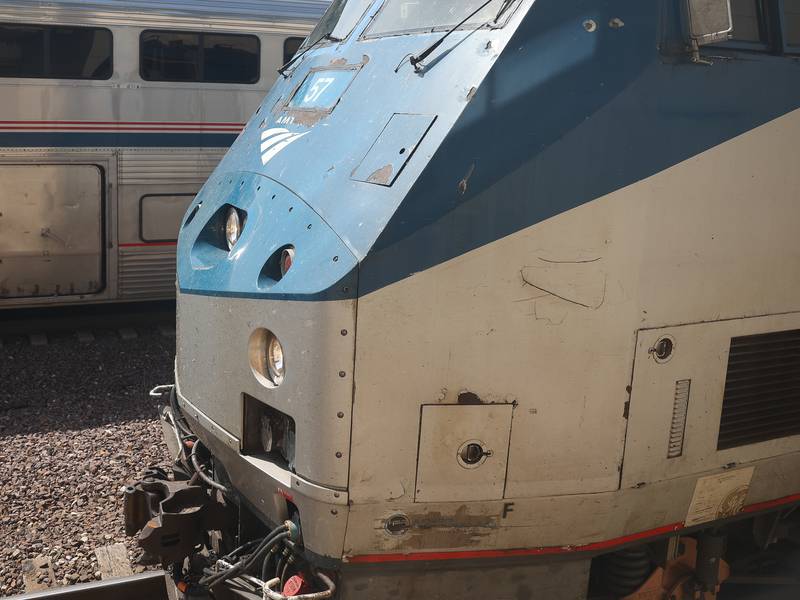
[249,328,286,388]
[225,207,242,250]
[280,247,295,277]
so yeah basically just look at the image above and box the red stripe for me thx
[0,120,245,126]
[742,492,800,514]
[346,523,683,565]
[120,242,177,248]
[345,493,800,565]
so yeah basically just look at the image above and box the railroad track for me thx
[0,301,176,347]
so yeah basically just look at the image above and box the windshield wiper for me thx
[408,0,517,72]
[278,33,338,77]
[494,0,520,22]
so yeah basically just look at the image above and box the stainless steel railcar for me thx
[0,0,329,308]
[126,0,800,599]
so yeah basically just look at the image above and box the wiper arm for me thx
[494,0,519,22]
[278,33,337,77]
[409,0,494,72]
[409,0,516,72]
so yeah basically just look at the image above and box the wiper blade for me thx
[494,0,519,22]
[278,33,336,77]
[408,0,517,72]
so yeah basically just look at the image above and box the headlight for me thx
[267,334,285,385]
[280,247,295,277]
[249,329,285,388]
[225,207,242,250]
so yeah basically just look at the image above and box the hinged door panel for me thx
[351,113,435,187]
[621,313,800,488]
[415,404,513,503]
[0,164,103,298]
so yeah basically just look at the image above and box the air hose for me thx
[201,523,293,589]
[262,571,336,600]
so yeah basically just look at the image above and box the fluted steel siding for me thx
[119,149,227,185]
[119,248,177,298]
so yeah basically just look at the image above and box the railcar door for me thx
[0,164,103,298]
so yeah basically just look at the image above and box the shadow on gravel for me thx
[0,324,176,594]
[0,328,175,435]
[0,308,177,594]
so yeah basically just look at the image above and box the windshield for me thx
[366,0,510,37]
[305,0,373,47]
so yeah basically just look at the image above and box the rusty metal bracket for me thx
[123,468,227,564]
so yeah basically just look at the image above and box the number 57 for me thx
[304,77,336,103]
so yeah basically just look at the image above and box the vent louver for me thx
[717,329,800,450]
[668,380,691,458]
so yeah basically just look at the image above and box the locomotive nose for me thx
[178,170,358,299]
[173,170,357,558]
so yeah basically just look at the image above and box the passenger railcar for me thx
[127,0,800,598]
[0,0,328,307]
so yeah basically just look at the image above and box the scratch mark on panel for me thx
[537,256,601,264]
[521,271,597,309]
[458,163,476,195]
[519,258,607,310]
[533,300,567,326]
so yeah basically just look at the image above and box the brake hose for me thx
[202,525,290,589]
[190,439,231,495]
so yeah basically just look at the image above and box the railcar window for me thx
[366,0,511,37]
[0,25,43,78]
[204,34,259,83]
[141,31,200,81]
[729,0,768,43]
[0,24,111,80]
[284,37,305,64]
[50,26,112,79]
[140,30,259,84]
[784,0,800,46]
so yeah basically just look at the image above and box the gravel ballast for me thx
[0,327,174,596]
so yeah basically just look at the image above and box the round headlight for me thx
[267,334,285,385]
[225,207,241,250]
[280,247,295,277]
[248,329,286,388]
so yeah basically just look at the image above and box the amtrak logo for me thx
[260,128,308,165]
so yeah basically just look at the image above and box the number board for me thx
[287,69,358,111]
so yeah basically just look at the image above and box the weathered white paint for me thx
[347,107,800,555]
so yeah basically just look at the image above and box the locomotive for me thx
[126,0,800,598]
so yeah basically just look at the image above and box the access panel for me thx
[415,404,513,503]
[352,113,436,187]
[0,164,103,298]
[621,312,800,489]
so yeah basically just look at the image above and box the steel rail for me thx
[10,572,172,600]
